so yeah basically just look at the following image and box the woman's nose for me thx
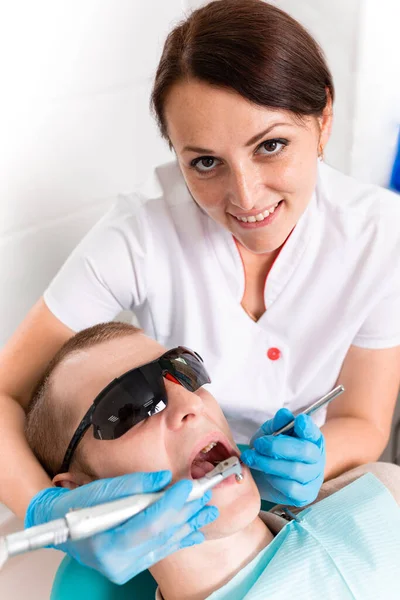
[164,379,204,430]
[228,169,257,211]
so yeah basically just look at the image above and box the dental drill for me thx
[0,457,242,571]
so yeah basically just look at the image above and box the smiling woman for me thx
[153,0,334,257]
[162,81,328,259]
[0,0,400,589]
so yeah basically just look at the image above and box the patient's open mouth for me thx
[190,441,233,479]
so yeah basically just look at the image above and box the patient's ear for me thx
[53,471,92,490]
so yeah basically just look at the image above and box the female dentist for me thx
[1,0,400,585]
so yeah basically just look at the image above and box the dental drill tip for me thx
[235,473,244,483]
[187,457,243,501]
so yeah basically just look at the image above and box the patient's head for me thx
[26,322,260,539]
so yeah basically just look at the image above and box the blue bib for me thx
[209,473,400,600]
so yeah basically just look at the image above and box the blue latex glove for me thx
[241,408,326,507]
[25,471,218,585]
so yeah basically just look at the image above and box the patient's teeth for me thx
[201,441,217,453]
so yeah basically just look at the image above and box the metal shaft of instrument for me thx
[272,385,345,436]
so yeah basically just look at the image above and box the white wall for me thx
[0,0,181,346]
[350,0,400,186]
[267,0,363,176]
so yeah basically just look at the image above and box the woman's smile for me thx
[165,80,321,254]
[229,199,284,229]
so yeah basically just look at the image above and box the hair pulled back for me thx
[150,0,334,144]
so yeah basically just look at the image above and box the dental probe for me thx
[0,457,242,570]
[272,385,345,436]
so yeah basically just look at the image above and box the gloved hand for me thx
[25,471,218,584]
[240,408,326,507]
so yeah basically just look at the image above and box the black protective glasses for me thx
[58,346,211,474]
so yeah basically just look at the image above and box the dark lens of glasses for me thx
[90,347,210,442]
[91,367,165,440]
[160,347,211,390]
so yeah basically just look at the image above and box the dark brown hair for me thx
[25,322,142,477]
[150,0,334,146]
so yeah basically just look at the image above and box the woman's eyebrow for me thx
[244,122,293,146]
[182,122,293,154]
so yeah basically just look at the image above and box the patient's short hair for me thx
[25,321,141,478]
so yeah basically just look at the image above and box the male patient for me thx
[25,322,400,599]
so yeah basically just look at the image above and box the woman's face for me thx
[165,80,332,254]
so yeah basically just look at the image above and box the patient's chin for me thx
[204,480,261,540]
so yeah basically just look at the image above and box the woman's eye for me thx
[257,139,287,155]
[191,156,218,173]
[190,138,288,174]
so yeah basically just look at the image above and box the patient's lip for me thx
[187,431,238,477]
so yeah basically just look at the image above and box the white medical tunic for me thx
[44,161,400,443]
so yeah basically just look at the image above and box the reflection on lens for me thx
[148,399,167,416]
[114,403,135,438]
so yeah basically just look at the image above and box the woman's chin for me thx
[233,228,291,255]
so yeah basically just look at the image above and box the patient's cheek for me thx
[82,431,169,479]
[204,397,235,439]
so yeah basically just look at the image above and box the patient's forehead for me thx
[53,333,165,415]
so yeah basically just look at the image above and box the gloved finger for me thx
[260,408,295,437]
[57,470,174,512]
[80,479,197,569]
[243,453,322,484]
[139,501,217,555]
[133,484,214,543]
[265,472,323,507]
[245,435,320,464]
[146,529,206,566]
[141,530,205,573]
[160,505,219,546]
[250,469,298,506]
[111,531,206,585]
[24,487,69,528]
[114,503,218,568]
[294,414,323,445]
[99,479,208,548]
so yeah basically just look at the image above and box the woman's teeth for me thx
[201,441,217,453]
[235,202,280,223]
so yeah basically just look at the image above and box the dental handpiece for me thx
[0,457,242,570]
[272,384,345,436]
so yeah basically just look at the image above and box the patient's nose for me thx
[164,378,204,430]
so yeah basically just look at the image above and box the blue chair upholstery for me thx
[51,555,157,599]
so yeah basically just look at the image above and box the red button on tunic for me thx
[267,347,281,361]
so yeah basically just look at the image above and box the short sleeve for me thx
[44,196,148,332]
[352,263,400,349]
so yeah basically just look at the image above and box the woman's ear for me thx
[318,87,333,150]
[53,471,93,490]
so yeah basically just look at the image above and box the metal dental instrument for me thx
[272,385,345,436]
[0,457,242,570]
